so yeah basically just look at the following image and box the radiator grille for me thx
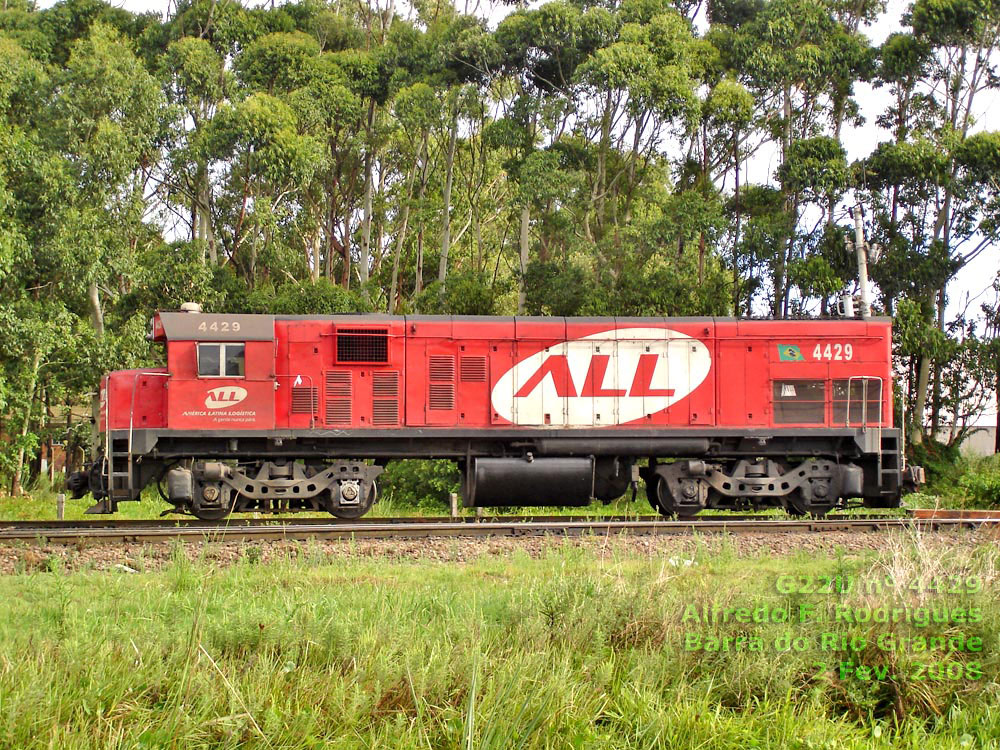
[291,386,318,414]
[337,328,388,363]
[325,370,352,396]
[324,370,352,425]
[429,383,455,410]
[428,355,454,411]
[429,355,455,381]
[326,400,352,424]
[372,371,399,425]
[460,356,487,382]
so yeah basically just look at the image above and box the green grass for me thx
[0,533,998,748]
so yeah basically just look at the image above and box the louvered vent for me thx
[326,400,351,424]
[324,370,352,425]
[460,356,487,382]
[325,370,352,396]
[372,371,399,426]
[429,356,455,381]
[428,355,455,411]
[291,387,319,414]
[429,384,455,410]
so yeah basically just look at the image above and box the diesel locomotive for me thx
[67,307,918,519]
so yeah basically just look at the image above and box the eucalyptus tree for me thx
[162,35,230,263]
[859,0,1000,442]
[729,0,872,315]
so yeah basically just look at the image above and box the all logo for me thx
[205,385,248,409]
[491,328,712,426]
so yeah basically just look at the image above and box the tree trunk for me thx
[359,105,375,296]
[912,354,931,445]
[995,357,1000,453]
[775,84,793,318]
[732,132,741,315]
[389,201,411,314]
[88,281,104,460]
[311,233,321,283]
[438,107,458,293]
[197,168,216,264]
[517,204,530,314]
[415,229,424,298]
[930,287,946,435]
[413,132,430,300]
[11,349,41,496]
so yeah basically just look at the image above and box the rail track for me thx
[0,510,996,545]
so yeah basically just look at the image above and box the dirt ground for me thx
[0,527,994,574]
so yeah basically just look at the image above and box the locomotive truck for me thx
[67,307,917,519]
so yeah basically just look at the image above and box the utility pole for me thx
[850,204,871,319]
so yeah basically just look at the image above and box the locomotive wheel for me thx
[327,480,377,519]
[190,504,233,521]
[190,482,235,521]
[645,477,668,515]
[647,475,700,519]
[784,490,835,518]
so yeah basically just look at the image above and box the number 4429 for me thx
[813,343,853,361]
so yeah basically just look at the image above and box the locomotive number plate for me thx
[812,343,853,361]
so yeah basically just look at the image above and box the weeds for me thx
[0,535,998,748]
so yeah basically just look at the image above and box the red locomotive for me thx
[68,308,916,519]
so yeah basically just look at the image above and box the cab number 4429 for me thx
[197,320,241,332]
[813,343,853,361]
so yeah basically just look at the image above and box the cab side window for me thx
[198,343,245,377]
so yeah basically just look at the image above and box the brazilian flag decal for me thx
[778,345,805,362]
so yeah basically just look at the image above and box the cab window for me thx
[772,380,825,424]
[198,343,245,377]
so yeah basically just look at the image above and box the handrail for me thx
[845,374,885,484]
[842,375,884,429]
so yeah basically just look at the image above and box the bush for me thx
[958,455,1000,506]
[908,437,965,491]
[379,459,460,511]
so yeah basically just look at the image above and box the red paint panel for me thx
[101,369,168,431]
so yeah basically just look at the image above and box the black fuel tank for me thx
[464,457,594,507]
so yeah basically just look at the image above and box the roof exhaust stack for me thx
[180,302,203,314]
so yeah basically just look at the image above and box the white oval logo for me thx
[491,328,711,426]
[205,386,248,410]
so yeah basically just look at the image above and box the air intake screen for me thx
[324,370,352,425]
[337,329,388,363]
[291,387,319,414]
[372,371,400,425]
[428,355,455,411]
[460,356,487,382]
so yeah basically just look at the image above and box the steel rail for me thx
[0,515,996,545]
[0,511,904,532]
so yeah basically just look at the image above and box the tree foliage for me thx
[0,0,998,492]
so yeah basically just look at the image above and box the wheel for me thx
[190,482,234,521]
[190,504,233,521]
[784,489,836,518]
[645,477,667,515]
[327,480,377,519]
[646,474,702,519]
